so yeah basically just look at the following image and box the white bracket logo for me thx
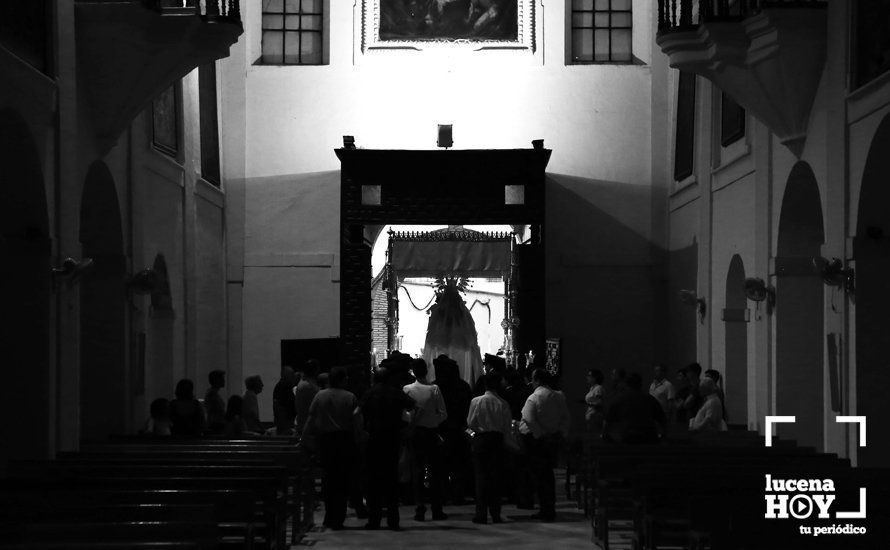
[836,416,867,447]
[763,415,867,520]
[764,415,796,447]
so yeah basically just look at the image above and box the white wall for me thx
[229,0,662,422]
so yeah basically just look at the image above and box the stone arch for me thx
[855,113,890,467]
[775,161,825,450]
[147,252,175,404]
[723,254,748,425]
[0,108,51,466]
[79,161,128,440]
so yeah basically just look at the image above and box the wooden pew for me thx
[65,442,315,543]
[1,521,218,550]
[586,441,850,550]
[0,486,264,548]
[1,475,283,549]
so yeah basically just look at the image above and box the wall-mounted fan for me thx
[128,268,160,295]
[812,257,855,295]
[51,257,94,290]
[744,277,775,315]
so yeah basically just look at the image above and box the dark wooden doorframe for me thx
[336,148,551,366]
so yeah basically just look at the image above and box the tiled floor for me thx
[299,475,603,549]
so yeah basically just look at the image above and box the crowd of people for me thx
[141,354,728,532]
[299,352,571,530]
[583,362,730,445]
[140,352,571,531]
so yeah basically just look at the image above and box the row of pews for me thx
[0,436,316,550]
[571,429,889,550]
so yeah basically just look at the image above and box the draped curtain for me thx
[389,232,511,383]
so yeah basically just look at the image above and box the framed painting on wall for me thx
[363,0,535,52]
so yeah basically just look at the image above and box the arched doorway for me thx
[855,114,890,467]
[80,161,127,441]
[147,253,175,406]
[776,162,824,450]
[724,254,748,426]
[0,109,51,468]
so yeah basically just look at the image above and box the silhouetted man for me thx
[303,366,359,530]
[273,365,298,435]
[648,364,675,419]
[403,358,449,521]
[520,369,570,521]
[604,372,666,444]
[204,369,227,433]
[294,359,320,434]
[242,375,264,434]
[360,367,415,530]
[467,370,513,524]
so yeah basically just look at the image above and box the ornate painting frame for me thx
[362,0,535,52]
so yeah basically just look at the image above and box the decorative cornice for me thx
[389,228,513,242]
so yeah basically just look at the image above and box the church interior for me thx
[2,0,890,548]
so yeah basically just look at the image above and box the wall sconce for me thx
[679,289,706,323]
[343,135,356,149]
[812,257,855,296]
[437,124,453,148]
[744,277,775,316]
[51,257,94,290]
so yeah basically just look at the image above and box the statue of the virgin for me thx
[422,276,484,384]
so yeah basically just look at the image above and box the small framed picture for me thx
[545,337,561,378]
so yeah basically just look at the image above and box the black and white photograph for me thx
[1,0,889,549]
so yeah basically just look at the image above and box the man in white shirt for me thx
[520,369,570,521]
[466,371,513,524]
[403,358,449,521]
[648,364,675,419]
[303,366,360,530]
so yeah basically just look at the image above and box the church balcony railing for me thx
[146,0,241,22]
[655,0,827,157]
[657,0,825,33]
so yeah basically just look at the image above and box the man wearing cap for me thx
[474,353,506,397]
[519,368,570,521]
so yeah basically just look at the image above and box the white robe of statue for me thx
[421,279,483,384]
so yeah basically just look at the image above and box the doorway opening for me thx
[0,109,51,467]
[80,161,127,441]
[370,224,523,382]
[775,161,824,450]
[724,254,749,426]
[855,113,890,467]
[337,147,550,371]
